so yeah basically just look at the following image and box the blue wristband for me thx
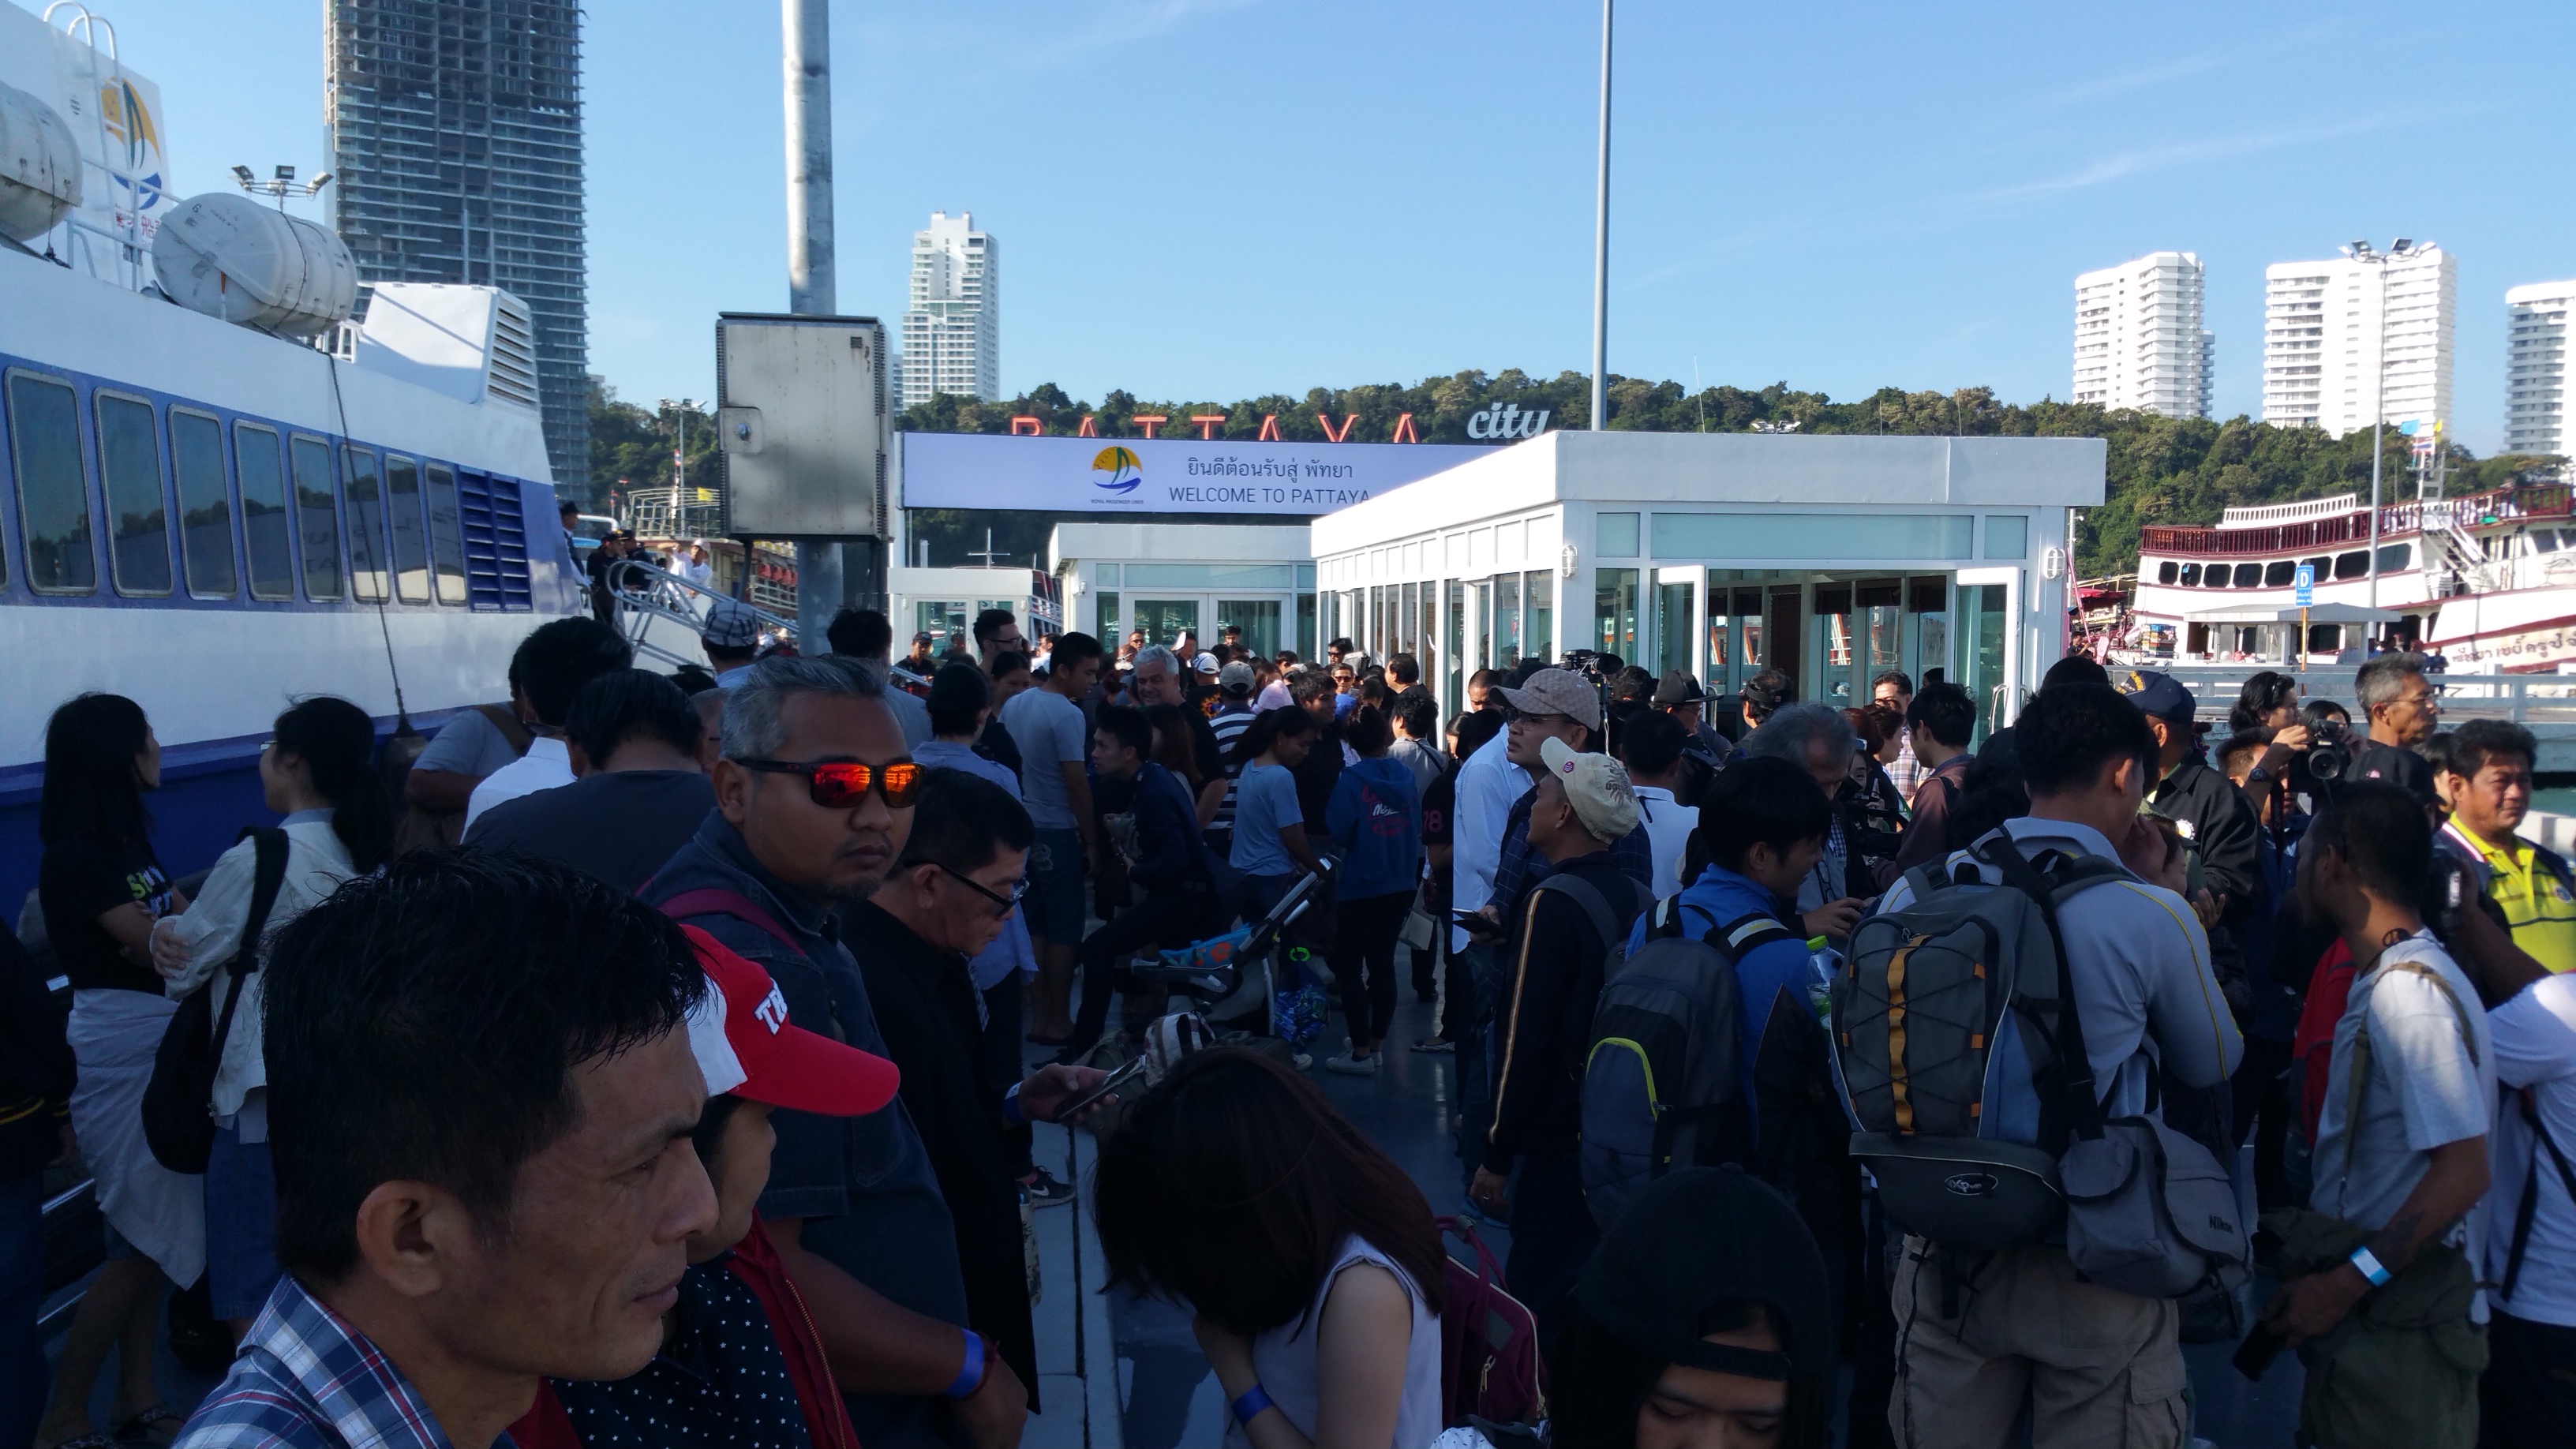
[1002,1083,1027,1129]
[2348,1245,2392,1287]
[944,1331,986,1399]
[1230,1383,1275,1426]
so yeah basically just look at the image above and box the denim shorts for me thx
[1023,827,1089,942]
[205,1123,283,1320]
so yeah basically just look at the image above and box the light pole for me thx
[230,164,331,212]
[2340,238,2432,620]
[1589,0,1612,432]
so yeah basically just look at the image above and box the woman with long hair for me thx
[33,695,190,1449]
[1322,705,1417,1075]
[148,696,392,1332]
[1144,702,1206,796]
[1229,706,1324,921]
[1548,1167,1833,1449]
[1095,1049,1447,1447]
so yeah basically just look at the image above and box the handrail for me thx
[603,558,797,671]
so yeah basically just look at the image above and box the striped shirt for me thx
[1210,703,1258,836]
[175,1274,492,1449]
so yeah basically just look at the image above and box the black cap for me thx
[1573,1166,1830,1382]
[927,661,990,714]
[1652,668,1708,708]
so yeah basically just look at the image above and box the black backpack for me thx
[144,828,290,1174]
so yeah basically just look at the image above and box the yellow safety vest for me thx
[2466,829,2576,974]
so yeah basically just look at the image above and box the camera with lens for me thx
[2305,718,2356,783]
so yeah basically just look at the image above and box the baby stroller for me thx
[1128,862,1333,1038]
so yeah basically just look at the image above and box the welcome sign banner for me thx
[900,432,1488,519]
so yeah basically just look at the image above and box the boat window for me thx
[2301,556,2332,580]
[6,371,90,593]
[425,462,467,605]
[386,454,429,603]
[95,392,172,597]
[2157,561,2179,585]
[2203,567,2230,588]
[234,423,295,600]
[2334,549,2369,580]
[2231,563,2263,588]
[2537,531,2559,554]
[2178,563,2200,586]
[343,446,388,603]
[2377,542,2411,573]
[2263,560,2297,588]
[290,435,343,600]
[169,409,237,598]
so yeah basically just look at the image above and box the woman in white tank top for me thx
[1093,1048,1447,1447]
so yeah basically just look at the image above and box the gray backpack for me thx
[1835,834,2249,1297]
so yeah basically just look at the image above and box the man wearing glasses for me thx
[2349,650,2444,810]
[853,768,1117,1428]
[644,655,1095,1449]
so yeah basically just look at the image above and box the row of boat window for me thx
[2,367,518,607]
[2154,545,2412,590]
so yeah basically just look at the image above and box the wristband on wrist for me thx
[1230,1383,1275,1427]
[2347,1245,2392,1287]
[1002,1083,1027,1129]
[944,1331,989,1399]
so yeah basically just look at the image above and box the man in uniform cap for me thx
[2120,671,2257,940]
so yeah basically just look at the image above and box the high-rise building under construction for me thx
[324,0,589,494]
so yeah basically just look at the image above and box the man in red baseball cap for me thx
[511,930,899,1449]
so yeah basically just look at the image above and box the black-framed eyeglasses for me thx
[737,758,924,808]
[937,863,1026,918]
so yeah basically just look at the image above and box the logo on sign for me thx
[1465,403,1552,440]
[2294,564,2315,607]
[1089,446,1143,494]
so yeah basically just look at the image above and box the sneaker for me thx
[1019,1168,1075,1208]
[1324,1051,1380,1076]
[1410,1036,1455,1054]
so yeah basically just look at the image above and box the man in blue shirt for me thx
[1066,705,1226,1058]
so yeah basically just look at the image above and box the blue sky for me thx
[28,0,2572,453]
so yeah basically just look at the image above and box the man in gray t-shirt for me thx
[1002,632,1103,1044]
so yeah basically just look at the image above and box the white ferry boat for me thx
[2125,484,2576,672]
[0,4,580,908]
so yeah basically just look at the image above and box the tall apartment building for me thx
[2504,281,2574,458]
[900,212,998,408]
[2071,252,2208,417]
[2199,331,2216,418]
[2261,246,2455,436]
[326,0,590,493]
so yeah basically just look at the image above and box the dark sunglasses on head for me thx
[738,758,924,808]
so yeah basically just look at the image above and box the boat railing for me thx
[2137,664,2576,724]
[603,558,798,671]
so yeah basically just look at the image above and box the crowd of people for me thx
[6,582,2574,1448]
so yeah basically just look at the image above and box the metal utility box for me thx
[714,312,887,537]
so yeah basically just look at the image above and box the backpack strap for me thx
[658,888,804,956]
[1529,872,1650,957]
[474,702,534,758]
[2503,1084,2576,1301]
[2338,950,2480,1198]
[1705,910,1801,964]
[1976,837,2105,1144]
[206,828,292,1080]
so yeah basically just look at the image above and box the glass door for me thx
[1859,578,1904,695]
[1218,599,1282,657]
[1524,569,1553,664]
[1813,582,1856,703]
[1908,577,1949,690]
[1496,574,1522,665]
[1133,598,1200,648]
[1653,567,1696,680]
[1445,578,1466,708]
[1954,581,2009,744]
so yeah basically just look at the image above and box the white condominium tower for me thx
[2261,246,2455,436]
[2504,281,2574,457]
[900,212,999,408]
[2072,253,2209,417]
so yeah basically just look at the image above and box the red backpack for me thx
[2292,938,2357,1146]
[1436,1216,1546,1429]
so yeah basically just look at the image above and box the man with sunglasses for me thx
[641,656,1028,1449]
[852,769,1117,1428]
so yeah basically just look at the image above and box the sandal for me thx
[113,1406,185,1449]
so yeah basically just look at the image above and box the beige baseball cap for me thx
[1540,736,1639,842]
[1495,668,1604,731]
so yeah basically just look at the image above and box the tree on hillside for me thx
[588,380,722,519]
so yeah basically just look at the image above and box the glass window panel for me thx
[7,373,88,592]
[425,463,467,605]
[1592,568,1638,658]
[1297,592,1315,659]
[2157,560,2180,584]
[1496,573,1522,664]
[1526,570,1552,663]
[2377,543,2411,572]
[1654,578,1693,677]
[1651,511,1973,560]
[1132,599,1198,644]
[170,410,236,597]
[2230,563,2262,588]
[1597,511,1642,558]
[95,393,171,596]
[2263,560,2297,588]
[2333,550,2368,581]
[1095,590,1119,639]
[1983,515,2030,559]
[1123,562,1293,589]
[1218,599,1281,657]
[2179,562,2202,586]
[235,423,294,600]
[385,455,429,602]
[290,436,343,599]
[343,447,388,603]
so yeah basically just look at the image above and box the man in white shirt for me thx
[2485,965,2576,1439]
[2269,783,2492,1449]
[1616,710,1698,900]
[461,617,633,832]
[678,540,715,587]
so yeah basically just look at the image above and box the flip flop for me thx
[113,1406,185,1449]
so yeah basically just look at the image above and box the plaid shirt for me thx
[1885,727,1925,806]
[176,1274,500,1449]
